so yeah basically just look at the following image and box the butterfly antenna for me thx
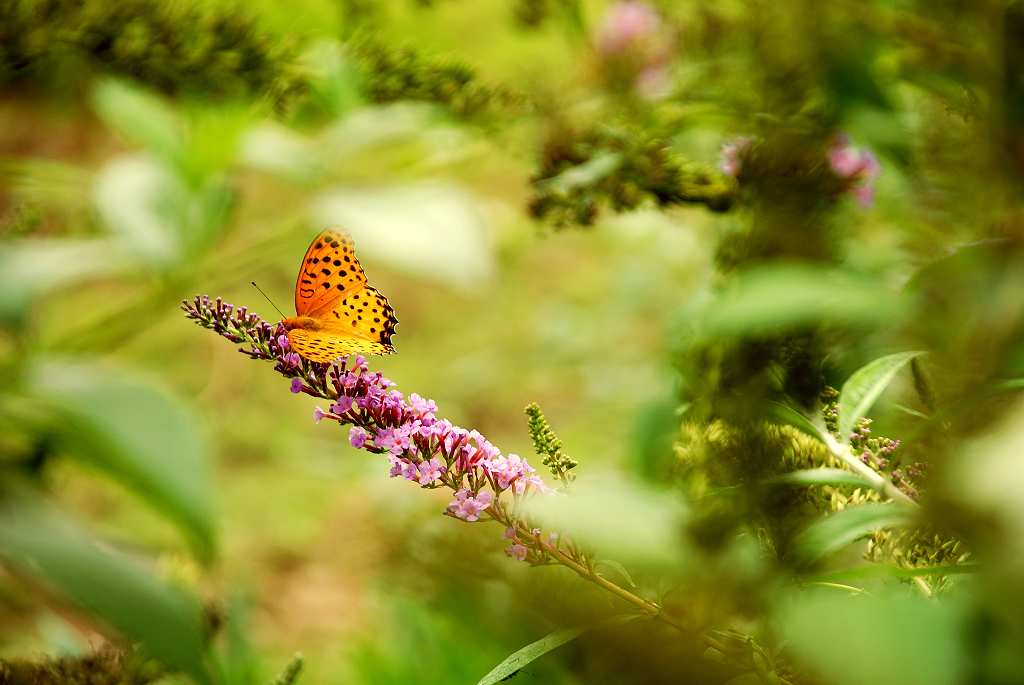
[250,281,288,319]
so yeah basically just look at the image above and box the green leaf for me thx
[93,80,183,169]
[769,402,826,443]
[27,360,216,561]
[301,40,365,117]
[93,155,183,267]
[476,626,586,685]
[838,351,925,442]
[312,182,494,292]
[772,468,873,489]
[0,485,211,683]
[523,474,688,569]
[780,589,967,685]
[0,239,127,322]
[698,265,906,337]
[812,562,980,584]
[794,502,916,564]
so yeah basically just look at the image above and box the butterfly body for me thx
[281,315,322,331]
[283,229,398,363]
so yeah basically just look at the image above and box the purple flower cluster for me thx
[595,1,674,99]
[719,133,881,207]
[182,294,554,562]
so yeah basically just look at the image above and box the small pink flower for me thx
[388,455,418,481]
[506,544,529,562]
[503,526,517,540]
[447,489,493,522]
[515,474,549,495]
[484,453,538,492]
[376,426,412,455]
[313,407,325,423]
[349,426,369,448]
[289,378,304,394]
[277,334,290,350]
[417,457,445,486]
[331,396,353,414]
[408,393,437,418]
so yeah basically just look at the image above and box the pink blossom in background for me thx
[719,136,753,177]
[596,1,662,56]
[595,1,674,99]
[828,134,881,207]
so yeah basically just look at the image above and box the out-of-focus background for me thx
[3,1,1024,684]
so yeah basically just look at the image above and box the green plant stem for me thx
[486,506,696,636]
[820,434,933,597]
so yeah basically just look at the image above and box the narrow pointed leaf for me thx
[838,351,925,442]
[770,402,827,443]
[773,468,873,489]
[794,502,916,564]
[27,360,216,560]
[476,626,587,685]
[0,486,210,683]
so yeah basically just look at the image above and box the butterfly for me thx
[280,229,398,363]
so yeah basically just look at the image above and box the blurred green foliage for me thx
[3,0,1024,684]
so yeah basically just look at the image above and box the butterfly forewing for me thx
[294,229,367,318]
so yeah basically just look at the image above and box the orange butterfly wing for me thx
[288,229,398,363]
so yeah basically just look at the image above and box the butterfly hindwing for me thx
[294,229,367,318]
[318,285,398,350]
[287,329,393,363]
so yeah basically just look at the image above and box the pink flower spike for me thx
[289,378,304,394]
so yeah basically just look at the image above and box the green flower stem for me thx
[822,433,918,507]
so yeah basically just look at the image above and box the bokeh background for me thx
[3,1,1024,684]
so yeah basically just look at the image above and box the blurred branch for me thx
[529,125,734,227]
[0,647,163,685]
[269,653,304,685]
